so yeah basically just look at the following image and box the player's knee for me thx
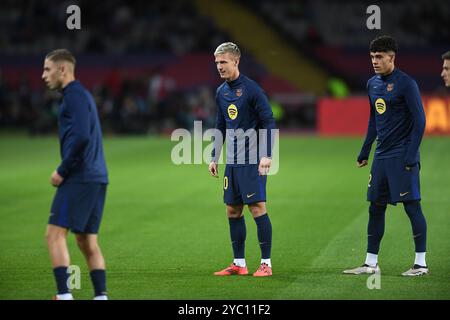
[75,235,98,254]
[227,211,243,219]
[45,232,57,244]
[369,202,386,216]
[248,202,266,217]
[45,226,66,244]
[249,207,263,216]
[75,235,86,247]
[403,200,421,216]
[226,205,243,218]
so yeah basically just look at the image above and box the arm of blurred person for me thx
[50,170,64,187]
[357,94,376,168]
[56,91,90,180]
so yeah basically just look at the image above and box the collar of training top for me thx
[379,68,398,81]
[226,74,243,88]
[62,80,80,94]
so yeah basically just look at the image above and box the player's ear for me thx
[56,62,64,76]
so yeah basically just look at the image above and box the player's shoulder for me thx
[241,74,261,89]
[64,81,93,106]
[394,69,419,90]
[217,81,227,91]
[366,75,379,91]
[65,80,88,97]
[367,75,378,83]
[240,74,266,98]
[216,82,227,95]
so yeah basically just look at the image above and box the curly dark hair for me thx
[369,36,398,53]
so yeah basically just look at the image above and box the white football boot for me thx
[343,264,380,275]
[402,264,429,276]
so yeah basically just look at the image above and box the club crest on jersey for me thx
[236,88,242,97]
[227,104,238,120]
[375,98,386,114]
[387,83,394,92]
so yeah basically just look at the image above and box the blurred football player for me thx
[42,49,109,299]
[441,51,450,87]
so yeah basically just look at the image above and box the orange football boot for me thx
[214,263,248,276]
[253,263,272,277]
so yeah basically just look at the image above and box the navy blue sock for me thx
[229,216,246,259]
[367,203,386,254]
[404,201,427,252]
[53,266,70,294]
[254,214,272,259]
[90,269,107,297]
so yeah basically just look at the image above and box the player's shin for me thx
[254,214,272,267]
[53,266,71,295]
[366,202,386,266]
[90,269,107,298]
[229,216,246,266]
[404,201,427,266]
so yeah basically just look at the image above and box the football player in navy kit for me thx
[343,36,428,276]
[209,42,276,277]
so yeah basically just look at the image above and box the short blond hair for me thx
[214,42,241,58]
[45,49,76,66]
[442,51,450,60]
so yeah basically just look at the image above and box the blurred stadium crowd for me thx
[0,0,448,134]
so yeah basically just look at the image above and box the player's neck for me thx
[61,76,76,89]
[226,71,240,82]
[380,65,395,77]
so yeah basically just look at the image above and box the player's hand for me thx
[259,157,272,175]
[209,161,219,178]
[50,170,64,187]
[357,160,368,168]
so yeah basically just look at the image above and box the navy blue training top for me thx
[56,80,108,184]
[212,74,276,166]
[358,68,426,166]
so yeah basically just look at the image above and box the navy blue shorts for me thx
[49,183,107,234]
[367,157,421,205]
[223,164,267,205]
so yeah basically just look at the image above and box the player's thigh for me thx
[223,165,242,206]
[82,184,108,234]
[367,158,390,204]
[237,164,267,205]
[75,233,99,251]
[45,224,69,242]
[53,183,103,234]
[49,183,74,229]
[386,157,421,203]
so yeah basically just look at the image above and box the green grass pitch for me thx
[0,134,449,300]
